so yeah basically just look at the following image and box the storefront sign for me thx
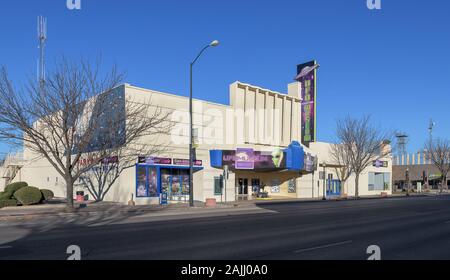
[138,157,172,165]
[173,159,203,166]
[235,148,255,169]
[373,160,388,168]
[304,153,317,172]
[221,149,286,170]
[210,141,306,172]
[296,61,318,147]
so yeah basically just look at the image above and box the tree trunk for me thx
[355,174,360,198]
[441,175,447,194]
[65,175,74,208]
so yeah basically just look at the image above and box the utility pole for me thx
[406,168,410,196]
[37,16,47,88]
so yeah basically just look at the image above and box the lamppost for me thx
[405,167,410,196]
[189,40,220,207]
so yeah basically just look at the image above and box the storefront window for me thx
[369,172,391,191]
[136,166,158,198]
[136,166,148,197]
[180,169,190,195]
[148,167,158,197]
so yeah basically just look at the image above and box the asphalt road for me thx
[2,195,450,260]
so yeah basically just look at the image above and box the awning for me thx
[210,141,315,172]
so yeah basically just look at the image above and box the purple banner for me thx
[222,149,286,170]
[235,148,255,169]
[138,157,172,165]
[296,61,317,146]
[173,159,203,166]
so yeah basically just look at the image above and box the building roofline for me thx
[123,83,232,108]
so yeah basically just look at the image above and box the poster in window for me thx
[271,179,280,193]
[136,166,147,197]
[288,179,297,193]
[148,167,158,197]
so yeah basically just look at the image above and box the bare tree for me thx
[75,120,171,203]
[0,59,170,208]
[329,143,352,196]
[336,116,392,198]
[425,139,450,194]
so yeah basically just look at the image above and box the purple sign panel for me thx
[296,61,317,147]
[173,159,203,166]
[138,156,172,165]
[222,149,286,170]
[235,148,255,169]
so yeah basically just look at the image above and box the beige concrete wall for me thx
[15,80,392,205]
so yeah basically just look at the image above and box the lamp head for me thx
[210,40,220,47]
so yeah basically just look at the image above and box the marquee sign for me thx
[296,60,318,147]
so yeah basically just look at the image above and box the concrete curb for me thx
[0,193,445,221]
[249,193,440,206]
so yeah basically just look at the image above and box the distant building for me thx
[392,153,444,191]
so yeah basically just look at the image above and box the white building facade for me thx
[6,67,392,204]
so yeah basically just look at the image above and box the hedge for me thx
[40,189,55,201]
[0,199,18,209]
[4,182,28,194]
[0,191,13,201]
[13,186,42,206]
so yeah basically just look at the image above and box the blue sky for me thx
[0,0,449,154]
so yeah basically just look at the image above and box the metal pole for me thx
[188,42,218,207]
[189,63,194,207]
[322,165,326,200]
[312,171,315,198]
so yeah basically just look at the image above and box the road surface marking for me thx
[444,221,450,224]
[294,240,353,254]
[0,246,12,250]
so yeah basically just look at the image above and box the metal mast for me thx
[395,132,409,156]
[428,119,435,144]
[37,16,47,87]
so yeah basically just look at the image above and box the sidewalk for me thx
[0,199,240,221]
[0,192,442,222]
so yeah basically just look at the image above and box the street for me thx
[1,195,450,260]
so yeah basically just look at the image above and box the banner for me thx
[296,61,318,146]
[221,149,286,170]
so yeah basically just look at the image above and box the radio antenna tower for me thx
[37,15,47,87]
[428,119,435,143]
[395,132,409,155]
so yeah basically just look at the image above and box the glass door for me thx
[251,179,261,197]
[237,178,249,200]
[326,180,342,196]
[161,168,189,203]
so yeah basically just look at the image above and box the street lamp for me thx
[405,167,410,196]
[189,40,220,207]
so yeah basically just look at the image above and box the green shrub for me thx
[0,191,13,200]
[40,189,55,201]
[0,199,18,209]
[5,182,28,194]
[13,186,42,206]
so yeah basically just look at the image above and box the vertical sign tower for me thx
[295,60,319,147]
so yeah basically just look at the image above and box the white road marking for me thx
[0,246,12,250]
[294,240,353,254]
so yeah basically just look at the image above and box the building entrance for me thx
[327,179,342,196]
[161,168,190,203]
[236,178,249,200]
